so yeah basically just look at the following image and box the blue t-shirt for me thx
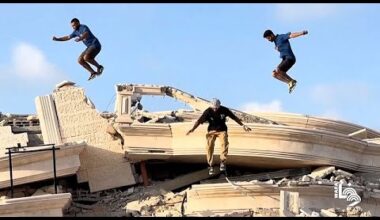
[70,24,101,48]
[274,32,295,59]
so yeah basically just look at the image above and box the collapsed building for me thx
[1,80,380,217]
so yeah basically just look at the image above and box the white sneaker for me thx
[208,167,215,175]
[220,162,226,171]
[288,80,297,94]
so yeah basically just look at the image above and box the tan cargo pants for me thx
[205,131,229,167]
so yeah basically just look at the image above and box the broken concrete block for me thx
[297,182,311,186]
[264,179,275,185]
[301,175,311,182]
[276,178,289,186]
[0,195,8,201]
[311,211,320,217]
[348,180,356,186]
[334,169,354,178]
[56,80,76,90]
[300,207,312,216]
[125,200,142,212]
[297,213,306,217]
[26,115,38,121]
[320,209,338,217]
[280,191,299,215]
[32,189,49,197]
[143,195,164,207]
[326,208,336,213]
[360,211,372,217]
[335,175,345,181]
[339,179,347,185]
[347,206,363,217]
[309,166,335,179]
[254,208,279,217]
[127,187,134,195]
[140,205,154,216]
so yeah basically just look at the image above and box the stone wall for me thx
[50,85,136,192]
[0,126,28,157]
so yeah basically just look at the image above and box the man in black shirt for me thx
[186,98,252,175]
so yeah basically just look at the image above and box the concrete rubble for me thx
[1,81,380,216]
[52,164,380,217]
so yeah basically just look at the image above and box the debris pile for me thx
[59,165,380,217]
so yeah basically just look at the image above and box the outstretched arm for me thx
[226,109,252,132]
[186,110,208,135]
[52,35,71,41]
[289,30,308,39]
[186,120,202,135]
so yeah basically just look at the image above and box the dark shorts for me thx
[277,57,296,73]
[80,45,101,59]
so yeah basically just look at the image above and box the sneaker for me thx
[288,80,297,94]
[97,65,104,75]
[220,162,226,171]
[208,167,215,175]
[88,72,97,81]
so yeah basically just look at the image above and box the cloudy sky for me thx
[1,3,380,131]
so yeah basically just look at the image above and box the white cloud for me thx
[310,82,370,106]
[274,4,339,23]
[2,42,66,83]
[240,100,283,113]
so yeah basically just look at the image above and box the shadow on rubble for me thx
[140,160,312,192]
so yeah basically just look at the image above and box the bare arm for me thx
[289,30,308,39]
[52,35,71,41]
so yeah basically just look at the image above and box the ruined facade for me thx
[1,81,380,216]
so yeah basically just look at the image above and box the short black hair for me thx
[263,29,274,38]
[71,18,80,23]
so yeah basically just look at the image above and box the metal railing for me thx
[5,143,60,198]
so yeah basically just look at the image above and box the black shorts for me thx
[80,45,101,59]
[277,57,296,72]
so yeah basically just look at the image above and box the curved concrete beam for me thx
[122,123,380,172]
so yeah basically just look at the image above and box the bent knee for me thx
[78,57,85,64]
[272,71,280,77]
[83,55,93,62]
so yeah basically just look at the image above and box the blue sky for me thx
[1,3,380,131]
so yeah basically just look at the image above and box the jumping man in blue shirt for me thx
[263,29,308,93]
[53,18,104,81]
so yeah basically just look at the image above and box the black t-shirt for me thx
[197,106,241,132]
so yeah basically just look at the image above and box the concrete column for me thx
[280,190,299,216]
[35,95,62,145]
